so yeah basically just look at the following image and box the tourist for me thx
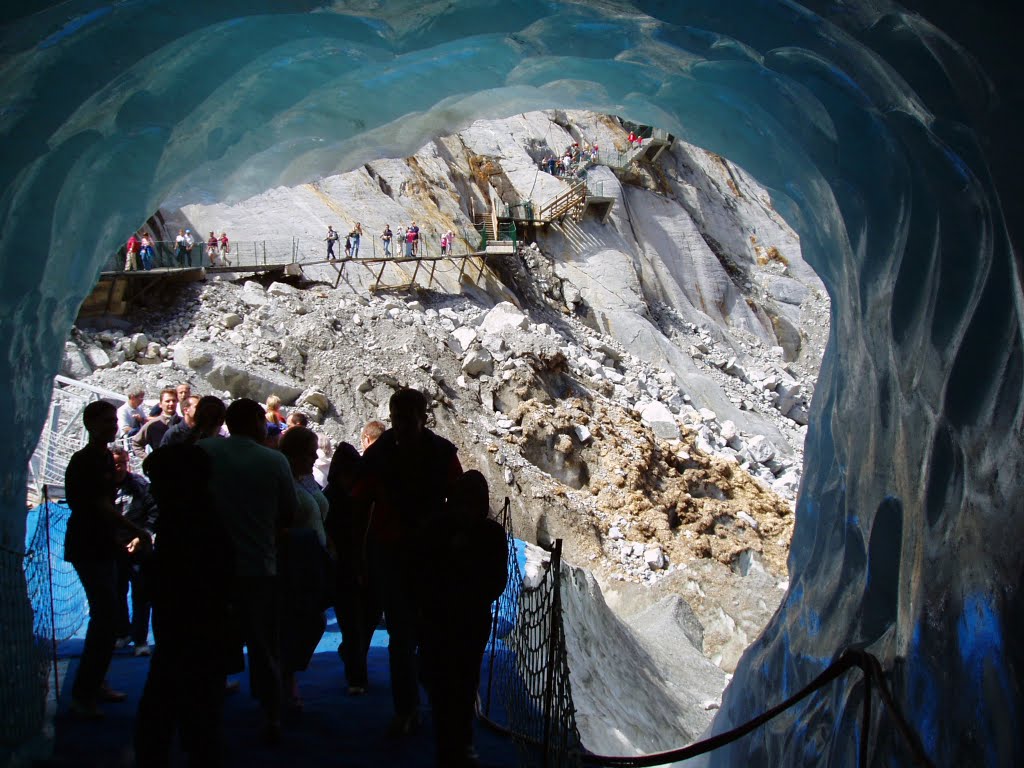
[323,442,380,696]
[409,221,420,256]
[325,225,339,261]
[353,388,463,737]
[134,444,234,767]
[349,222,363,258]
[312,434,332,489]
[160,394,200,447]
[405,226,416,258]
[381,224,393,257]
[188,395,227,443]
[63,400,148,718]
[344,233,352,259]
[131,388,180,459]
[284,410,309,432]
[265,395,286,430]
[444,230,455,256]
[207,239,220,267]
[199,399,298,743]
[140,233,155,272]
[125,233,141,271]
[117,384,147,438]
[174,383,191,417]
[218,231,230,258]
[174,229,188,267]
[360,420,386,453]
[111,446,158,657]
[420,470,508,768]
[184,229,195,266]
[140,232,155,270]
[277,426,332,709]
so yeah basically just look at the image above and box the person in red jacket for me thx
[125,233,141,271]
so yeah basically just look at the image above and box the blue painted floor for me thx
[47,611,523,767]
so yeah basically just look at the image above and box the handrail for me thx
[580,648,935,768]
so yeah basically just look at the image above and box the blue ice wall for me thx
[0,2,1020,764]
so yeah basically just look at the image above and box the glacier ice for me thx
[0,1,1020,765]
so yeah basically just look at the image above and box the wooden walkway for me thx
[85,250,510,317]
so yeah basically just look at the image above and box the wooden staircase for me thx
[537,181,587,223]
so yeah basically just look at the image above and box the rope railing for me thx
[482,500,935,768]
[580,647,934,767]
[481,500,582,767]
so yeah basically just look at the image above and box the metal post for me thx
[541,539,563,768]
[42,485,61,701]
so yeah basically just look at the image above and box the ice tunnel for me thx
[0,1,1020,765]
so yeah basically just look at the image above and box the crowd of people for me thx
[64,385,508,767]
[325,221,457,261]
[540,140,601,181]
[124,229,231,270]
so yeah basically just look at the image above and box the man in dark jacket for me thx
[64,400,148,718]
[353,388,463,737]
[111,447,159,656]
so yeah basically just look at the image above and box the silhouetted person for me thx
[353,388,463,736]
[323,442,381,694]
[277,426,332,710]
[111,447,158,656]
[420,470,508,767]
[188,395,227,443]
[63,400,148,718]
[199,398,298,743]
[135,445,234,768]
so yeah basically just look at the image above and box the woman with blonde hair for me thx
[265,395,286,428]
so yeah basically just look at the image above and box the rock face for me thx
[68,111,826,757]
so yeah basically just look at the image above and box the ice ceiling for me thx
[1,1,1020,765]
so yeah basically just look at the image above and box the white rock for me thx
[267,281,297,297]
[462,347,494,377]
[736,511,759,529]
[131,333,149,353]
[298,389,330,412]
[639,401,680,440]
[220,313,243,329]
[698,408,717,423]
[83,345,111,369]
[61,342,93,379]
[574,424,591,443]
[449,326,478,355]
[644,546,666,570]
[608,526,624,541]
[746,435,777,464]
[479,302,529,335]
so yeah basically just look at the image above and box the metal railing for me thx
[104,231,481,274]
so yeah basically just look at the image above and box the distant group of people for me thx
[64,386,508,768]
[326,221,457,261]
[542,140,600,180]
[124,232,157,271]
[124,229,230,271]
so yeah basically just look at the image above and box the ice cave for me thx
[0,1,1020,766]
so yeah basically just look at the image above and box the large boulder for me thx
[478,302,529,335]
[60,341,93,379]
[204,362,303,403]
